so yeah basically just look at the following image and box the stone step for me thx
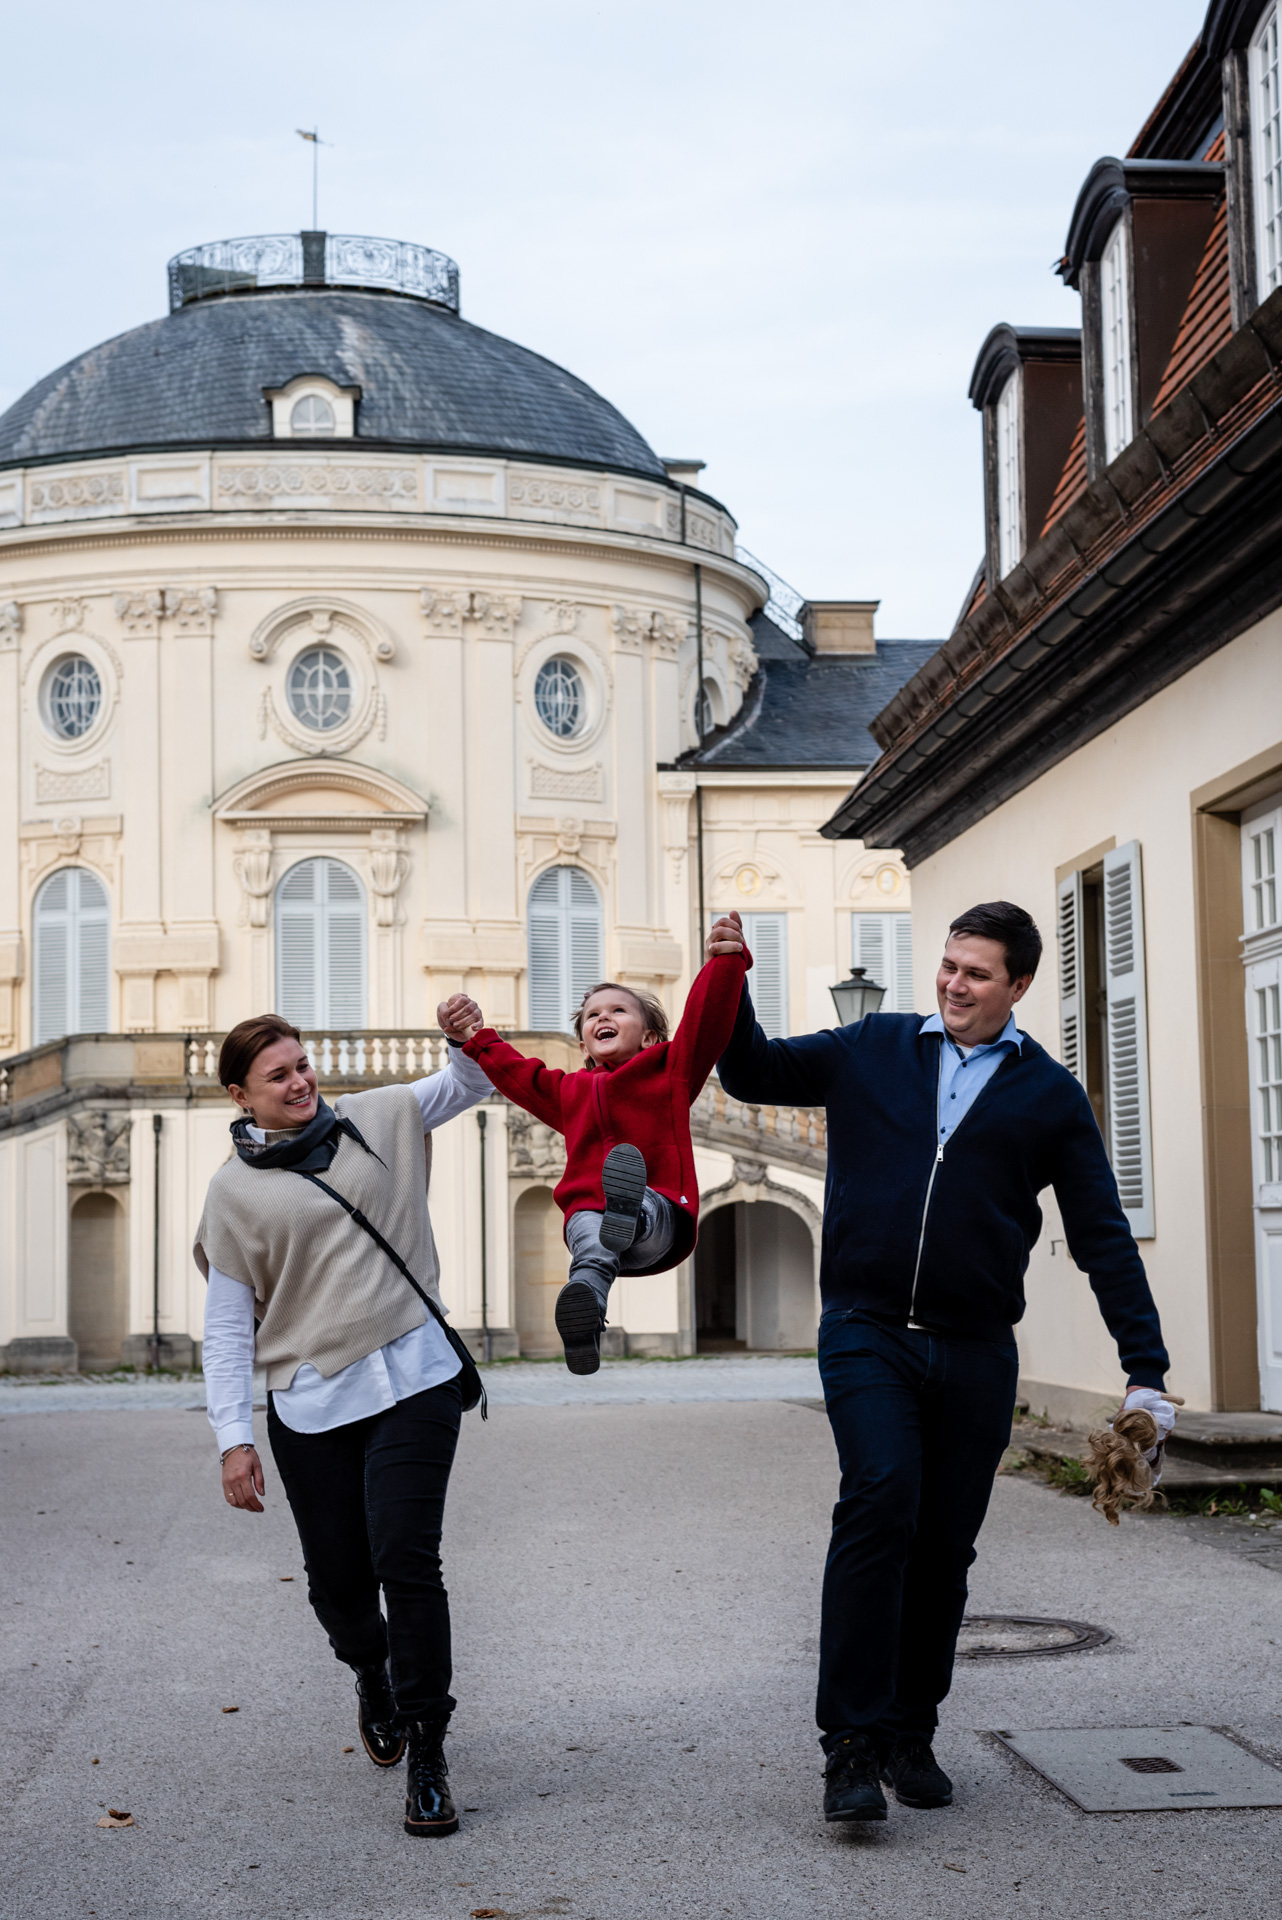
[1012,1422,1282,1491]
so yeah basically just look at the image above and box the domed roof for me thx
[0,233,664,478]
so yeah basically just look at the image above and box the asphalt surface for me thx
[4,1394,1282,1919]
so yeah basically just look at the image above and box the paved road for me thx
[3,1397,1281,1919]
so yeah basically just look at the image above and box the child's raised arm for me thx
[667,945,752,1100]
[461,1027,567,1132]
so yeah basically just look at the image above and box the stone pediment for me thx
[213,759,428,832]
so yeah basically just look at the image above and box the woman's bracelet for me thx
[219,1442,255,1466]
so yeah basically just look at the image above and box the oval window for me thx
[287,647,353,731]
[534,657,584,739]
[44,655,103,740]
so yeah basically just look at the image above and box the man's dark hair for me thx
[947,901,1042,982]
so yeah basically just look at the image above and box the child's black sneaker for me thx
[555,1280,605,1374]
[599,1143,647,1252]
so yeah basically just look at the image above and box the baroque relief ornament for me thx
[66,1111,132,1185]
[0,602,20,648]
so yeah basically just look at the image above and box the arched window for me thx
[290,393,335,436]
[527,866,603,1032]
[275,858,367,1028]
[33,867,110,1043]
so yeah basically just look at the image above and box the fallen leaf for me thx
[471,1910,506,1918]
[221,1706,239,1714]
[342,1746,354,1754]
[943,1863,967,1873]
[279,1576,294,1582]
[96,1811,134,1829]
[91,1758,99,1765]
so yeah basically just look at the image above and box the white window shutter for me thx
[526,865,604,1031]
[744,911,788,1039]
[75,870,110,1032]
[1057,868,1086,1087]
[891,915,914,1013]
[277,860,318,1028]
[323,860,367,1029]
[34,871,70,1044]
[1103,841,1155,1238]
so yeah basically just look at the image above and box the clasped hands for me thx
[437,993,484,1043]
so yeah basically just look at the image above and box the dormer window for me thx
[1100,219,1134,462]
[290,393,335,437]
[994,372,1022,578]
[264,374,359,438]
[1253,5,1282,297]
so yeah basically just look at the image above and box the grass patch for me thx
[1159,1484,1282,1520]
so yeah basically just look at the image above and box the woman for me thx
[196,999,489,1838]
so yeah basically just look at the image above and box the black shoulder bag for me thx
[291,1169,486,1418]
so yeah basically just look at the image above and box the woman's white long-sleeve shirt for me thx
[204,1047,491,1453]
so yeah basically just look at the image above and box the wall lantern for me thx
[829,966,886,1026]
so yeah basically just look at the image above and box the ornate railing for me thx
[185,1029,454,1083]
[691,1074,826,1170]
[167,232,460,313]
[734,545,805,643]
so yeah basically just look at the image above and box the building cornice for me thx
[825,283,1282,863]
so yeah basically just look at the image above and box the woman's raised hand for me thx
[705,910,745,958]
[437,994,483,1042]
[222,1444,265,1514]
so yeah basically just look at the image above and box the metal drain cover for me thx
[996,1726,1282,1811]
[957,1614,1111,1658]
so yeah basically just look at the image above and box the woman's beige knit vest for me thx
[194,1084,443,1390]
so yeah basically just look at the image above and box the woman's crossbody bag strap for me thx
[290,1169,486,1418]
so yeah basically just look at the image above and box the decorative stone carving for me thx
[507,1108,568,1179]
[612,606,650,653]
[529,761,603,802]
[369,829,409,929]
[732,1155,768,1187]
[114,591,164,637]
[686,509,720,551]
[66,1109,132,1184]
[470,592,521,637]
[651,612,685,659]
[35,762,110,803]
[164,586,217,633]
[30,472,126,514]
[509,476,600,513]
[728,630,758,691]
[51,598,86,631]
[556,816,584,856]
[547,600,579,634]
[233,831,273,928]
[420,588,467,636]
[0,602,21,648]
[67,1110,132,1186]
[217,464,416,505]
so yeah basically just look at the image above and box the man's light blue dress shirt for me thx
[919,1010,1024,1143]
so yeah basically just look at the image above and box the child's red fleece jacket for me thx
[462,947,752,1267]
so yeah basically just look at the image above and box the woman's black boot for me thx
[404,1716,458,1836]
[355,1663,405,1767]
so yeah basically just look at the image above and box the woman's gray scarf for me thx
[229,1099,378,1173]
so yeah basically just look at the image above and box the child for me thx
[461,945,751,1373]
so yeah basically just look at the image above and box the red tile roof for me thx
[1150,136,1231,416]
[1040,413,1086,538]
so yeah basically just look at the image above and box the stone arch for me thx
[513,1185,565,1356]
[68,1189,128,1368]
[695,1177,820,1353]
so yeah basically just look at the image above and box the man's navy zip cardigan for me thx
[716,995,1169,1389]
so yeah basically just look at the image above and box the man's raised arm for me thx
[707,912,843,1110]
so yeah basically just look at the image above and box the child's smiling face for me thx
[579,988,658,1068]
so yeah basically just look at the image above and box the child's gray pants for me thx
[565,1189,680,1312]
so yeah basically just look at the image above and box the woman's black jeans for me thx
[267,1376,462,1722]
[815,1308,1018,1755]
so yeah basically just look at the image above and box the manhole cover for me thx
[996,1726,1282,1811]
[957,1614,1111,1658]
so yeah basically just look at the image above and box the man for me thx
[709,900,1169,1825]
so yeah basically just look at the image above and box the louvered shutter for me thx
[34,870,70,1044]
[276,861,318,1027]
[323,860,366,1027]
[1057,868,1086,1087]
[891,915,914,1013]
[852,911,913,1012]
[527,869,564,1028]
[75,871,110,1032]
[744,911,788,1039]
[567,868,603,1020]
[1103,841,1155,1238]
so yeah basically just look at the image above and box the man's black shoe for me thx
[355,1662,405,1767]
[823,1736,888,1822]
[881,1738,953,1809]
[404,1716,458,1836]
[555,1280,605,1375]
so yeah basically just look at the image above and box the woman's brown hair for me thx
[571,981,669,1044]
[218,1014,304,1090]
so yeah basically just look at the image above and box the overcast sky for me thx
[0,0,1206,639]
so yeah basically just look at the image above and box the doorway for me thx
[1242,797,1282,1409]
[68,1191,127,1370]
[695,1199,817,1353]
[514,1186,565,1356]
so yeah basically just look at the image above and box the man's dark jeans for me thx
[816,1309,1018,1754]
[267,1376,462,1722]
